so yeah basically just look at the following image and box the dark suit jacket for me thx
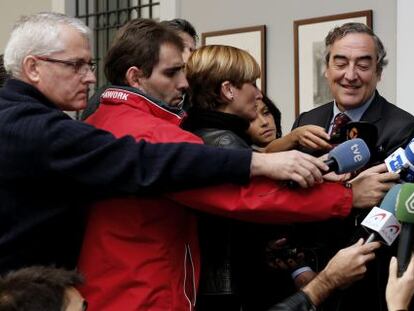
[291,91,414,311]
[293,90,414,162]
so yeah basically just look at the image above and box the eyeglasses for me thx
[35,56,96,76]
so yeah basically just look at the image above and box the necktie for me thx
[331,112,351,138]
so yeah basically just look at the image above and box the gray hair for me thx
[324,22,388,74]
[4,12,91,77]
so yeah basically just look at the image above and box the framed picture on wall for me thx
[294,10,372,116]
[202,25,266,92]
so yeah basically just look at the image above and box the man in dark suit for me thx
[293,23,414,159]
[292,23,414,311]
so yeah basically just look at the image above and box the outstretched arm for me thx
[302,239,380,306]
[265,125,331,153]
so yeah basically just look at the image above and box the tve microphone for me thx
[287,139,370,188]
[396,183,414,276]
[361,184,402,245]
[325,138,370,174]
[385,138,414,182]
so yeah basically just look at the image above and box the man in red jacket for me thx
[77,18,397,311]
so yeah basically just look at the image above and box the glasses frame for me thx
[35,56,96,76]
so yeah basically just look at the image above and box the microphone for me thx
[396,183,414,276]
[287,139,370,188]
[385,138,414,182]
[324,138,370,174]
[361,184,402,245]
[330,121,378,150]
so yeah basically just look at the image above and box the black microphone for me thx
[330,121,377,148]
[396,183,414,276]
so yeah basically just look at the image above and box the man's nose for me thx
[344,65,357,81]
[83,69,96,84]
[178,73,189,91]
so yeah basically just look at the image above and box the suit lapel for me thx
[360,91,382,124]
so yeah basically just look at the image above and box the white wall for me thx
[396,0,414,115]
[0,0,57,53]
[179,0,397,132]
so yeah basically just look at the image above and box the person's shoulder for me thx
[377,94,414,120]
[0,90,67,126]
[299,101,333,117]
[293,101,333,129]
[195,128,249,149]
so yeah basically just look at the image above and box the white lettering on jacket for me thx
[102,90,129,101]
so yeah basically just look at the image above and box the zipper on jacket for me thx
[183,243,196,310]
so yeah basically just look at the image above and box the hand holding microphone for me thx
[361,184,402,245]
[349,163,400,209]
[385,138,414,182]
[287,138,371,188]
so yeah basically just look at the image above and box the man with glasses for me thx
[0,266,88,311]
[0,12,342,278]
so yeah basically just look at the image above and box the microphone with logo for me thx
[361,184,402,245]
[385,138,414,182]
[323,138,370,174]
[287,138,370,188]
[396,183,414,276]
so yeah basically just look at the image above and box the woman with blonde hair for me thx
[184,45,285,311]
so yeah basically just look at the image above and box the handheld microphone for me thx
[330,121,378,149]
[385,138,414,182]
[361,184,402,245]
[287,139,370,188]
[396,183,414,276]
[324,138,370,174]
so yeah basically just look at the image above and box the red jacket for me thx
[78,87,353,311]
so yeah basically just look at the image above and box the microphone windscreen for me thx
[328,138,371,174]
[379,184,402,214]
[396,183,414,223]
[404,139,414,165]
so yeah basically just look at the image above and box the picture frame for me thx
[202,25,266,92]
[294,10,373,116]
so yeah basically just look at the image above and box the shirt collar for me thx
[332,92,375,121]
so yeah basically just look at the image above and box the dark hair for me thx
[0,55,9,87]
[324,22,387,74]
[160,18,198,42]
[262,94,282,138]
[0,266,83,311]
[104,18,184,85]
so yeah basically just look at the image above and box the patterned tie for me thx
[330,112,351,138]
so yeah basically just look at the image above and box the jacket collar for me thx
[3,79,59,110]
[100,85,186,124]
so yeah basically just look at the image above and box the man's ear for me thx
[220,80,234,102]
[21,56,41,83]
[125,66,144,88]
